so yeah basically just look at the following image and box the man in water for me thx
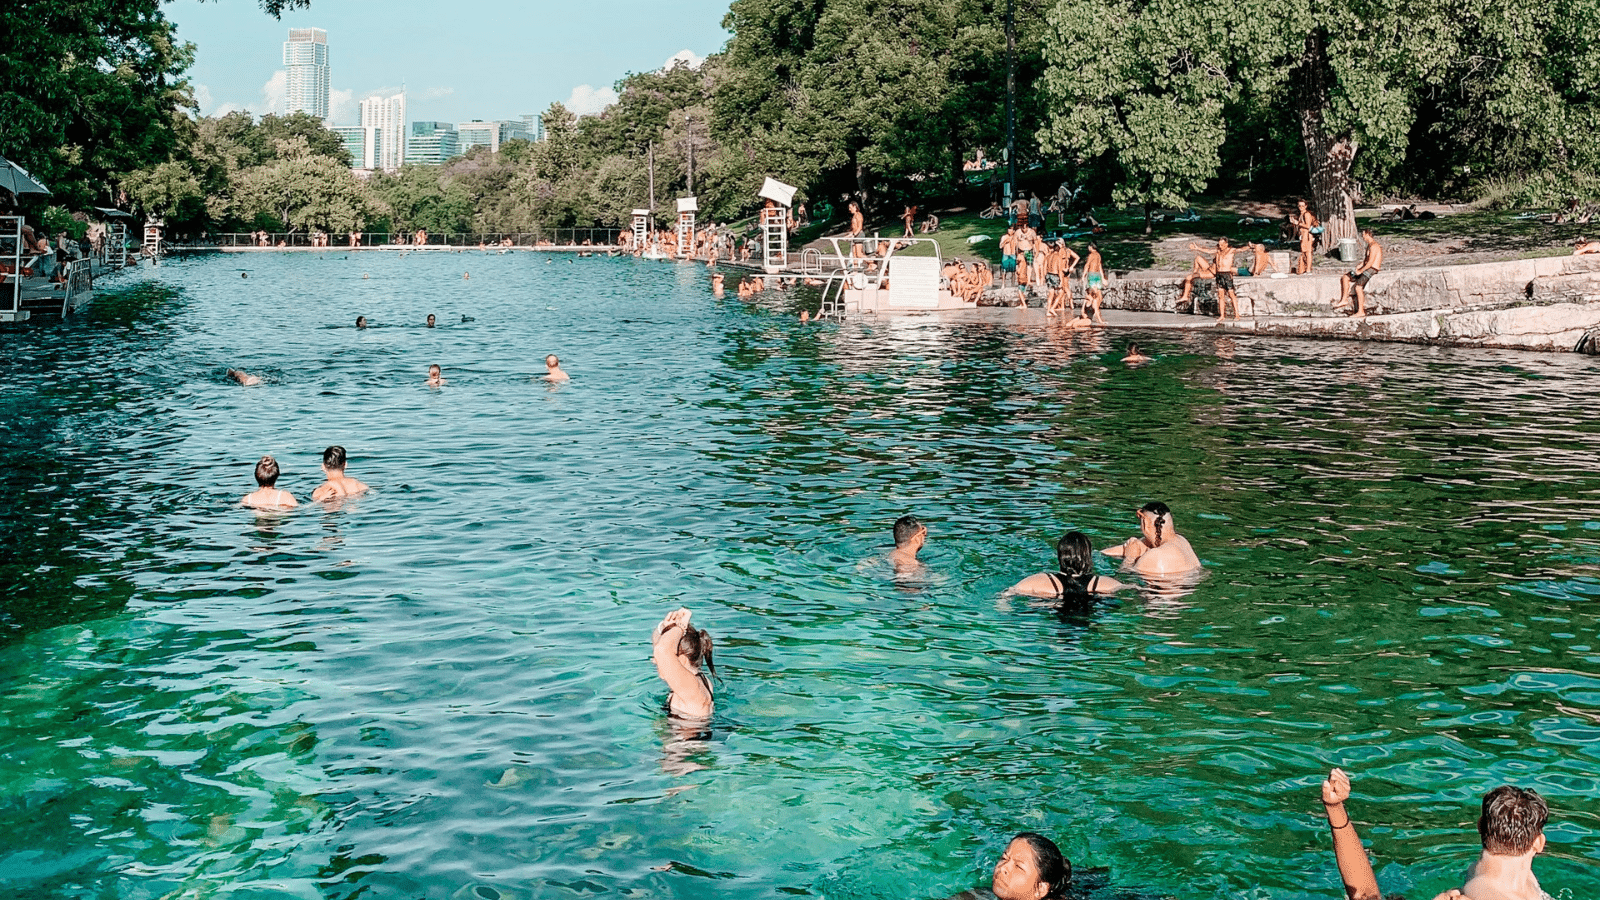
[311,445,370,502]
[241,456,297,510]
[543,354,570,382]
[355,316,368,328]
[227,368,262,386]
[426,314,436,328]
[1319,767,1552,900]
[427,364,444,386]
[1102,501,1201,576]
[1338,229,1384,317]
[889,514,927,574]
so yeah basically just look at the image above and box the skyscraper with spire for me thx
[283,28,330,119]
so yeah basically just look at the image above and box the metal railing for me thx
[182,230,625,250]
[60,259,93,316]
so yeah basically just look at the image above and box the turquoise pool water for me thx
[1,251,1597,900]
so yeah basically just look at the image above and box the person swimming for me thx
[1010,532,1126,600]
[1102,501,1202,576]
[989,832,1072,900]
[1123,343,1151,363]
[426,314,436,328]
[227,368,262,386]
[650,608,714,718]
[355,315,368,328]
[427,364,444,386]
[241,455,297,510]
[310,445,370,502]
[543,354,569,382]
[889,514,927,574]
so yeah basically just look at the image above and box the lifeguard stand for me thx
[142,219,164,258]
[676,197,698,258]
[759,176,796,274]
[631,209,650,253]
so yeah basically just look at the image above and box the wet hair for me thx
[355,316,367,328]
[546,354,560,367]
[1012,832,1072,898]
[1126,343,1140,355]
[254,455,280,487]
[677,625,715,675]
[428,364,441,377]
[893,514,924,547]
[1055,532,1094,578]
[322,445,347,471]
[1140,501,1172,545]
[1478,786,1548,856]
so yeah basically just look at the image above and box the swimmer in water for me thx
[889,514,927,574]
[799,310,810,323]
[426,314,436,328]
[1123,343,1151,363]
[363,273,369,279]
[310,445,370,502]
[227,368,262,386]
[985,832,1072,900]
[1101,501,1202,576]
[463,272,470,280]
[355,316,368,328]
[543,354,569,382]
[1576,237,1600,255]
[1317,768,1550,900]
[427,364,444,386]
[650,608,714,718]
[241,272,248,279]
[241,455,297,510]
[1010,532,1126,599]
[711,272,724,293]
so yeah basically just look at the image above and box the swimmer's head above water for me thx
[1055,532,1093,578]
[322,445,348,474]
[355,316,367,328]
[1138,501,1173,546]
[427,364,442,384]
[426,314,436,328]
[254,455,281,487]
[893,514,926,551]
[992,832,1071,900]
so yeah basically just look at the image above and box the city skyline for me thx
[170,0,730,126]
[282,28,329,119]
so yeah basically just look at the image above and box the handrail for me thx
[172,230,627,250]
[60,259,93,316]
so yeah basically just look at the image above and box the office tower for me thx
[359,93,407,172]
[331,124,381,170]
[406,122,460,165]
[283,28,330,119]
[520,114,546,143]
[456,120,501,155]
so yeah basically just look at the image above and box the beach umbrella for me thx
[0,158,50,196]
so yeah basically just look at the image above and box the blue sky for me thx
[167,0,734,124]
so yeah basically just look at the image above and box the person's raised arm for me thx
[651,609,705,702]
[1321,768,1381,900]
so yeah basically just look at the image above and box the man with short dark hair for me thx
[1338,230,1384,317]
[311,445,370,502]
[242,456,297,510]
[890,515,927,573]
[1318,768,1550,900]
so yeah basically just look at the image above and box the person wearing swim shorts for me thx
[1083,244,1106,324]
[1210,238,1241,321]
[1337,229,1383,317]
[1000,226,1019,287]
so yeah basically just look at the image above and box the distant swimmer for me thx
[889,514,927,574]
[241,272,248,279]
[355,316,368,328]
[799,309,810,323]
[1123,343,1151,364]
[1102,501,1202,576]
[363,273,369,279]
[310,445,370,502]
[426,314,436,328]
[543,354,570,382]
[1010,532,1126,600]
[463,272,470,280]
[651,608,715,718]
[427,364,444,386]
[711,272,724,293]
[227,368,262,386]
[461,315,475,323]
[241,455,297,510]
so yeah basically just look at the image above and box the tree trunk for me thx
[1293,30,1358,253]
[1143,203,1154,235]
[854,157,869,215]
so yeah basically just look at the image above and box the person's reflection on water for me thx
[657,715,714,777]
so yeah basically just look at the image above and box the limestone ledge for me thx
[1218,302,1600,353]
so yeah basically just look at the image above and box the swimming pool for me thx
[1,251,1596,899]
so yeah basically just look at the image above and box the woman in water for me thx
[1010,532,1126,600]
[651,608,714,718]
[987,832,1073,900]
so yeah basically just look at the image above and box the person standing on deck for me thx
[1210,238,1242,322]
[1083,244,1107,324]
[999,226,1019,288]
[902,204,917,238]
[1029,192,1042,230]
[1337,230,1383,317]
[1291,200,1318,275]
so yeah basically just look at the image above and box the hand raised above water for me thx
[1322,767,1352,806]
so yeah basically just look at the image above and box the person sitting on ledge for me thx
[1246,240,1274,276]
[1573,237,1600,255]
[1318,767,1550,900]
[311,445,370,502]
[543,354,570,382]
[1178,245,1216,314]
[1010,532,1126,600]
[890,514,928,574]
[1102,501,1201,576]
[241,455,297,510]
[1338,229,1384,317]
[651,607,714,718]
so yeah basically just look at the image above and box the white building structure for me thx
[360,93,407,172]
[283,28,330,119]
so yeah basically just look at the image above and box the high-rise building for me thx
[359,93,407,172]
[519,114,546,143]
[456,120,501,155]
[406,121,460,166]
[283,28,330,119]
[331,124,382,170]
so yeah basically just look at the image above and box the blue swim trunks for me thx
[1002,254,1017,271]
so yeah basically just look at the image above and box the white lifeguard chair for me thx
[759,177,796,274]
[631,209,650,253]
[142,218,164,258]
[676,197,698,259]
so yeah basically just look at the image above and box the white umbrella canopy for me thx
[0,158,50,196]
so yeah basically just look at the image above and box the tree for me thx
[368,165,472,234]
[231,139,381,233]
[124,161,207,233]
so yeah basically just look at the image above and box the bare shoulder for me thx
[1010,573,1059,598]
[311,483,340,501]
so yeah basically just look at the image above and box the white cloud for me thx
[259,70,288,115]
[565,84,618,116]
[663,49,705,71]
[418,86,454,101]
[329,88,357,125]
[193,83,214,113]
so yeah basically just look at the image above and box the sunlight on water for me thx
[1,251,1597,899]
